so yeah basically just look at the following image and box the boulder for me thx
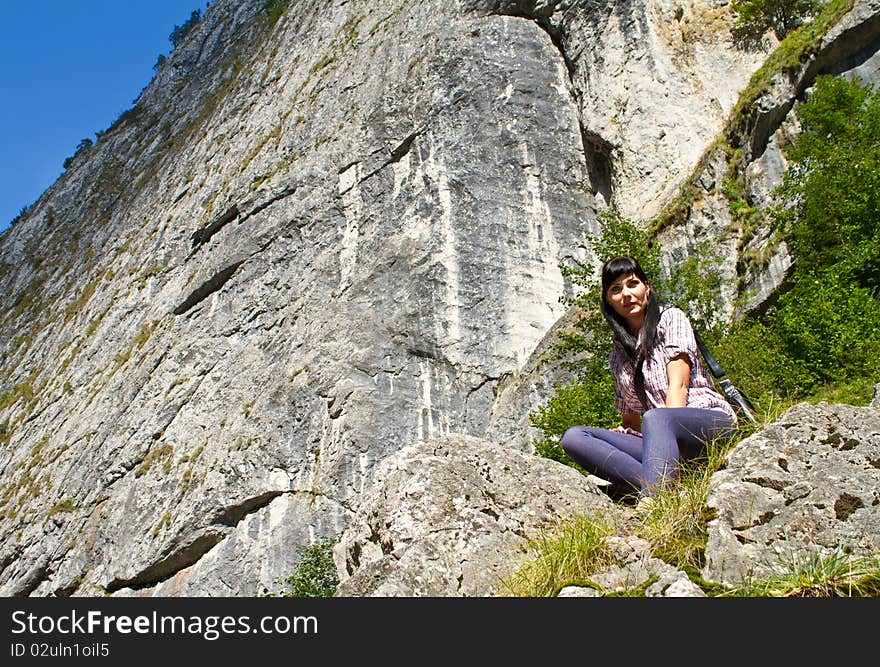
[703,392,880,586]
[333,434,624,596]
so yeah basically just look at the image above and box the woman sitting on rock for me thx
[561,255,738,507]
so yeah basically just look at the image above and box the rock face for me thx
[1,0,597,597]
[702,397,880,586]
[541,0,770,222]
[0,0,877,597]
[333,435,623,596]
[655,0,880,316]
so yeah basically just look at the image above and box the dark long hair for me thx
[600,256,661,408]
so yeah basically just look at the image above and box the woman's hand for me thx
[619,413,642,433]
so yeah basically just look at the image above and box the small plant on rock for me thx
[270,535,339,598]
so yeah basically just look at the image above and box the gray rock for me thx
[333,434,623,596]
[481,0,775,222]
[557,585,603,597]
[703,400,880,586]
[0,0,596,597]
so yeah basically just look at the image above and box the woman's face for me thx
[605,273,650,328]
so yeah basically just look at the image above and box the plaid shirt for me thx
[608,307,737,421]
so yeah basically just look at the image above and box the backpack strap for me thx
[694,331,759,425]
[694,332,725,379]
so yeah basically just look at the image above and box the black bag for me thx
[694,333,758,424]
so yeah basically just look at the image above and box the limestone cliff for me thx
[0,0,876,597]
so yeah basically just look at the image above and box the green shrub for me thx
[262,0,290,28]
[62,138,93,170]
[731,0,821,42]
[709,318,811,402]
[530,374,617,466]
[778,75,880,278]
[272,536,339,597]
[764,75,880,396]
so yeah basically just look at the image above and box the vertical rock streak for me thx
[424,144,463,359]
[512,141,565,369]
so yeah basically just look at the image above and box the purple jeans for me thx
[561,407,736,497]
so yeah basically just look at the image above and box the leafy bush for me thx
[62,138,94,171]
[262,0,290,28]
[271,536,339,597]
[731,0,821,42]
[530,374,617,465]
[761,75,879,398]
[779,75,880,289]
[709,319,811,402]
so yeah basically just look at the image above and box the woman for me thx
[561,255,737,504]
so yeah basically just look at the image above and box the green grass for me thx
[500,431,741,596]
[134,443,175,478]
[627,447,730,574]
[724,550,880,597]
[498,514,621,597]
[47,498,78,517]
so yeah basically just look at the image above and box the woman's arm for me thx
[665,354,691,407]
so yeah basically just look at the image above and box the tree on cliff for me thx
[731,0,821,41]
[169,9,202,49]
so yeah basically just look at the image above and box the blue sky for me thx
[0,0,210,234]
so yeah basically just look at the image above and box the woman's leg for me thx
[639,408,737,495]
[561,426,645,493]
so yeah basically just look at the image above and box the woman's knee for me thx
[560,426,583,453]
[640,408,669,432]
